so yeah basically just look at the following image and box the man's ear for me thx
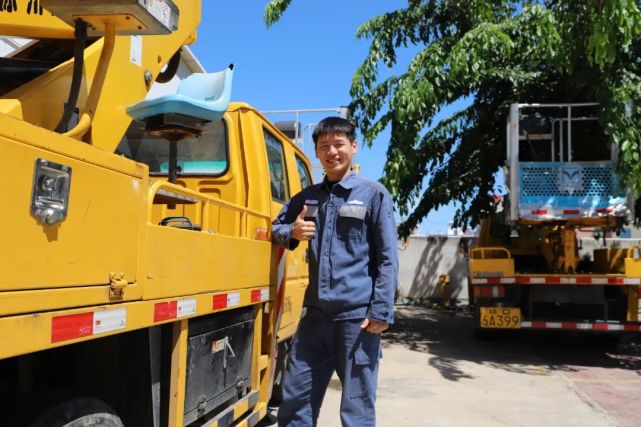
[352,139,358,154]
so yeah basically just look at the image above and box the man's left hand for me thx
[360,318,389,334]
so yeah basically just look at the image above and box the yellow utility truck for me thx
[469,103,641,334]
[0,2,310,426]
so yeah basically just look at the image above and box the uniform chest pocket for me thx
[338,205,367,241]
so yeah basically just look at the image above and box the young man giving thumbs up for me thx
[271,117,398,427]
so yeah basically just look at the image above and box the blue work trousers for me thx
[277,311,381,427]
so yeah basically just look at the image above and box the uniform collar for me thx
[322,172,357,191]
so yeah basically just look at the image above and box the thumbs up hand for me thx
[292,205,316,241]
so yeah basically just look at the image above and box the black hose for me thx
[155,48,181,84]
[55,19,87,133]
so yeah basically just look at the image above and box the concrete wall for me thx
[397,236,476,304]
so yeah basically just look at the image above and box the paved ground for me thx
[267,305,641,426]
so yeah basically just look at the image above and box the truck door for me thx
[263,128,310,339]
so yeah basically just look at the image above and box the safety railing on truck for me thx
[470,247,512,259]
[147,180,271,240]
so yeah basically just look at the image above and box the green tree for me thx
[265,0,641,238]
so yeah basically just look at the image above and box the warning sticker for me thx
[211,337,227,354]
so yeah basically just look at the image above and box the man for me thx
[271,116,398,426]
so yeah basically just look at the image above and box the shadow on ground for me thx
[384,305,641,382]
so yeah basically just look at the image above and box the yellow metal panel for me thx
[277,319,299,344]
[142,226,271,299]
[625,258,641,277]
[0,10,74,39]
[0,134,144,291]
[232,398,250,420]
[0,114,146,177]
[235,405,268,427]
[278,280,307,340]
[469,258,515,278]
[257,355,269,372]
[0,283,142,317]
[168,320,188,427]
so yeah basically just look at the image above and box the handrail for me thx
[470,247,512,260]
[147,180,271,239]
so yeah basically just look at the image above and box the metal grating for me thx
[520,163,621,197]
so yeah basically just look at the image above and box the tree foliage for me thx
[266,0,641,238]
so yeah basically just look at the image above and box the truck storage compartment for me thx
[184,307,254,424]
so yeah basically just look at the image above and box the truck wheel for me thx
[27,397,123,427]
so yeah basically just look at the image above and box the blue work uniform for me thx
[272,173,398,427]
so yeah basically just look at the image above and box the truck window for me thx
[295,155,312,189]
[264,130,289,203]
[117,119,229,176]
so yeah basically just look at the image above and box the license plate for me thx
[480,307,521,329]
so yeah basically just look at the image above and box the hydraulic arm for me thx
[0,0,201,151]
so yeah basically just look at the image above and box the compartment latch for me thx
[109,272,128,299]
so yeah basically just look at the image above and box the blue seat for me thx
[126,64,234,122]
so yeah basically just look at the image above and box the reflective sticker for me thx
[52,312,94,343]
[93,309,127,335]
[130,35,142,66]
[154,301,178,322]
[261,288,270,301]
[213,294,227,309]
[251,290,262,303]
[211,337,227,354]
[347,200,364,205]
[227,292,240,307]
[177,299,196,317]
[304,199,319,205]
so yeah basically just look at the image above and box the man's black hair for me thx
[312,116,356,145]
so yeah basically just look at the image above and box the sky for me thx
[191,0,458,235]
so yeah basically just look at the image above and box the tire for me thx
[27,397,123,427]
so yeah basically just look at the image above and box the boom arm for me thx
[0,0,201,152]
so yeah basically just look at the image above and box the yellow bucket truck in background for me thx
[470,103,641,335]
[0,2,309,426]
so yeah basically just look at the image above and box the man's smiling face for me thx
[315,133,358,182]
